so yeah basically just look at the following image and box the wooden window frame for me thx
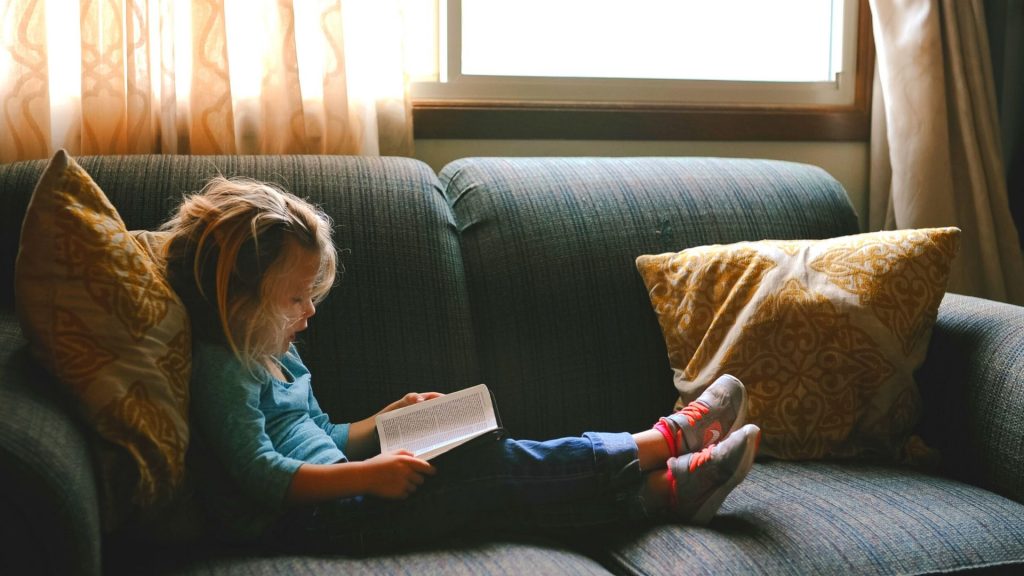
[413,0,873,141]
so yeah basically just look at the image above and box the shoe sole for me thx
[690,426,759,525]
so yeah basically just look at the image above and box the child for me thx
[162,177,760,554]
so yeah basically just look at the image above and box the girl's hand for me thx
[362,450,436,499]
[347,393,445,461]
[381,392,444,413]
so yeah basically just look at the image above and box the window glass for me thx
[409,0,857,107]
[461,0,842,82]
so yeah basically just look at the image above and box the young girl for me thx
[162,177,760,554]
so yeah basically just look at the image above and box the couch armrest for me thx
[0,311,102,576]
[917,292,1024,504]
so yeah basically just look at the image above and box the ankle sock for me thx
[653,418,680,458]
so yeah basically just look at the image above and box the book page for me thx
[375,384,498,460]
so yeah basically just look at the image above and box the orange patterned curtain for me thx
[0,0,413,161]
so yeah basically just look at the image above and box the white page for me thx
[375,384,498,460]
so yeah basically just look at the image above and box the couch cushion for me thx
[0,309,103,576]
[1,155,478,422]
[440,157,861,440]
[605,461,1024,575]
[111,539,615,576]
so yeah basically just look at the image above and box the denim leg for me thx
[270,432,649,554]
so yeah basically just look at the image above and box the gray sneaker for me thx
[659,374,748,455]
[668,423,761,525]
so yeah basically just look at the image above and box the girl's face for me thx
[273,249,321,356]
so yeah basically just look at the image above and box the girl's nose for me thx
[304,299,316,318]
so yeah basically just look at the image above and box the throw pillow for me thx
[15,150,191,526]
[131,229,171,261]
[636,228,960,460]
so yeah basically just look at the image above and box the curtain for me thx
[0,0,413,161]
[868,0,1024,304]
[985,0,1024,249]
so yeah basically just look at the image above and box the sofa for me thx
[1,154,1022,575]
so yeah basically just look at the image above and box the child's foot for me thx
[654,374,748,456]
[667,423,760,525]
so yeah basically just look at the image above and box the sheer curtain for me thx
[0,0,413,161]
[869,0,1024,304]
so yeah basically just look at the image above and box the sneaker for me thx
[656,374,748,456]
[668,423,760,525]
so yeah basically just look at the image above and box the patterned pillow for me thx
[14,150,191,526]
[636,228,960,460]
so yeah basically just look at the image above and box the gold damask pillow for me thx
[15,150,190,524]
[636,228,959,461]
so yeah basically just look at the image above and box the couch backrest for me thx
[0,155,479,422]
[440,157,861,439]
[2,154,861,439]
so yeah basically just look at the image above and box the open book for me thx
[375,384,503,460]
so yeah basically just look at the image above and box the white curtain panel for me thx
[869,0,1024,304]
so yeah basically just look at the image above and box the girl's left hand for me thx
[381,392,444,413]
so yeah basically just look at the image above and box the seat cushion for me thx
[110,538,615,576]
[440,157,861,440]
[606,461,1024,575]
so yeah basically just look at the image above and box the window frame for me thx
[412,0,874,141]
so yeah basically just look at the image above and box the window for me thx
[408,0,873,141]
[460,1,842,83]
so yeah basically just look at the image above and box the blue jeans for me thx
[268,432,650,554]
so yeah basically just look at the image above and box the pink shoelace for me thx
[653,401,709,457]
[667,444,714,510]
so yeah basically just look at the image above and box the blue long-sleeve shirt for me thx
[190,341,350,539]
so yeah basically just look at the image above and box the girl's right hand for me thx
[362,450,436,499]
[380,392,445,414]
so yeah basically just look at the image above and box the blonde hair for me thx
[162,177,336,368]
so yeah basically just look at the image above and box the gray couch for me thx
[2,155,1023,575]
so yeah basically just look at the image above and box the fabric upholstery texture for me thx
[919,292,1024,504]
[112,539,614,576]
[1,153,478,428]
[131,229,171,261]
[1,155,1021,576]
[607,460,1024,575]
[440,157,861,439]
[0,309,102,576]
[636,228,960,460]
[14,151,191,521]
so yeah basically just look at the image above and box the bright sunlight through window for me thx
[461,0,842,82]
[410,0,856,107]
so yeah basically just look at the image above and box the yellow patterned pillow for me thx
[636,228,960,460]
[14,150,190,522]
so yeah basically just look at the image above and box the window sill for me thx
[412,101,870,141]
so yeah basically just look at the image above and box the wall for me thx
[415,140,870,231]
